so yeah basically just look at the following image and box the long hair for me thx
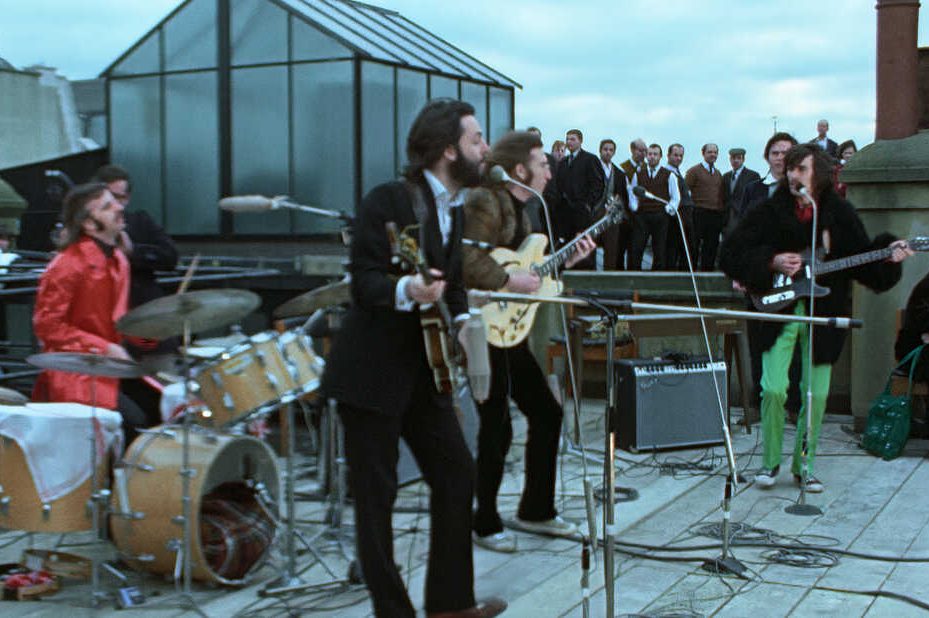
[764,131,797,159]
[784,143,834,198]
[58,182,107,249]
[483,131,543,188]
[404,99,476,179]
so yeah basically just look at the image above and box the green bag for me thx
[861,344,926,461]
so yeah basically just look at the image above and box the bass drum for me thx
[111,427,280,586]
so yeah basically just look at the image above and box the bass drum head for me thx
[111,428,280,586]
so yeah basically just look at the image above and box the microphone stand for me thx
[495,172,601,567]
[271,197,355,224]
[470,290,857,617]
[785,188,824,517]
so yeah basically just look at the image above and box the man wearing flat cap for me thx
[722,147,760,236]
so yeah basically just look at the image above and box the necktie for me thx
[709,164,715,175]
[568,153,575,167]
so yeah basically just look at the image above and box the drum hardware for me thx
[115,291,260,612]
[117,551,155,563]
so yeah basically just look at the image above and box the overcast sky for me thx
[2,0,927,174]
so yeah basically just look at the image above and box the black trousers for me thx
[693,208,726,271]
[629,209,668,270]
[602,219,633,270]
[338,369,475,617]
[474,343,563,536]
[665,206,694,271]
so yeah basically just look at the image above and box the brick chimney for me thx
[876,0,921,139]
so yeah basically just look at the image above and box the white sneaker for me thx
[754,466,780,488]
[473,531,517,553]
[509,515,579,539]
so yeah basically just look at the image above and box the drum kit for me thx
[0,283,339,609]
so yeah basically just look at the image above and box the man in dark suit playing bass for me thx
[322,100,504,618]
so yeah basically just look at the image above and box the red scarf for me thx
[794,199,813,223]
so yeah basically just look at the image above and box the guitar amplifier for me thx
[614,358,726,452]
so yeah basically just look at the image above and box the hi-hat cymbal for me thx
[117,289,261,340]
[0,386,28,405]
[274,279,350,318]
[27,352,146,379]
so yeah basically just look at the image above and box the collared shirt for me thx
[396,170,467,310]
[627,167,681,212]
[600,160,613,179]
[702,161,716,175]
[815,137,828,150]
[422,169,466,246]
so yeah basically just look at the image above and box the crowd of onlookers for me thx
[529,119,858,271]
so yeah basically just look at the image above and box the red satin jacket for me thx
[32,236,129,410]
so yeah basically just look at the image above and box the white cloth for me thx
[0,403,122,503]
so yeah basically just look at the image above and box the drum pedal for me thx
[115,585,145,608]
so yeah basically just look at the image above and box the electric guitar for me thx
[386,222,462,394]
[481,197,624,348]
[750,236,929,312]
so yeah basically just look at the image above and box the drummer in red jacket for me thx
[32,182,148,442]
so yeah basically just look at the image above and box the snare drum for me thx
[194,332,298,426]
[111,427,279,586]
[0,403,121,533]
[278,330,324,395]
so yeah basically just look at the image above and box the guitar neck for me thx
[816,246,893,276]
[534,212,615,278]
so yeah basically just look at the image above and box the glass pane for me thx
[111,31,160,76]
[291,15,352,61]
[164,0,217,72]
[231,66,290,234]
[109,77,163,225]
[361,62,395,196]
[396,69,427,172]
[292,61,355,234]
[164,71,219,234]
[231,0,288,66]
[461,82,487,135]
[430,75,457,100]
[488,87,512,145]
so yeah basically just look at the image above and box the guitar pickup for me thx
[761,290,795,306]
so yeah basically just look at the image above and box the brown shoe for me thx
[427,597,507,617]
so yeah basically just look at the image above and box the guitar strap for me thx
[404,181,430,251]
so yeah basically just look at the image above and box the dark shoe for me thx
[793,473,824,493]
[427,597,507,617]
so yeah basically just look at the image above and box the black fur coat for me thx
[719,185,902,364]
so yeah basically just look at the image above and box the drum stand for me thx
[261,396,352,597]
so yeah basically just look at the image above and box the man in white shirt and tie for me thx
[627,143,679,270]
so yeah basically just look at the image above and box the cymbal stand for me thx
[87,375,109,607]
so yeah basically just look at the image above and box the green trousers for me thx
[760,302,832,475]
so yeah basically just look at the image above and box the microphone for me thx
[488,165,511,184]
[218,195,282,212]
[459,309,491,402]
[632,185,669,205]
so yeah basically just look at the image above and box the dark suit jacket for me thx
[808,137,839,159]
[124,210,178,308]
[596,161,628,210]
[721,167,761,217]
[554,149,604,240]
[322,175,468,416]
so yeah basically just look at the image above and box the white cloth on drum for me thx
[159,382,195,423]
[0,403,122,503]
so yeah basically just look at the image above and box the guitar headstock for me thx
[908,236,929,252]
[386,222,430,281]
[604,194,626,224]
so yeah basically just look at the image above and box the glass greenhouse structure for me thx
[103,0,519,239]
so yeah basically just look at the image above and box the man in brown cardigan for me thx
[462,131,594,553]
[685,143,725,270]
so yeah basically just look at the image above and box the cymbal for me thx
[0,386,28,405]
[117,289,261,339]
[195,332,249,348]
[27,352,146,379]
[274,279,351,318]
